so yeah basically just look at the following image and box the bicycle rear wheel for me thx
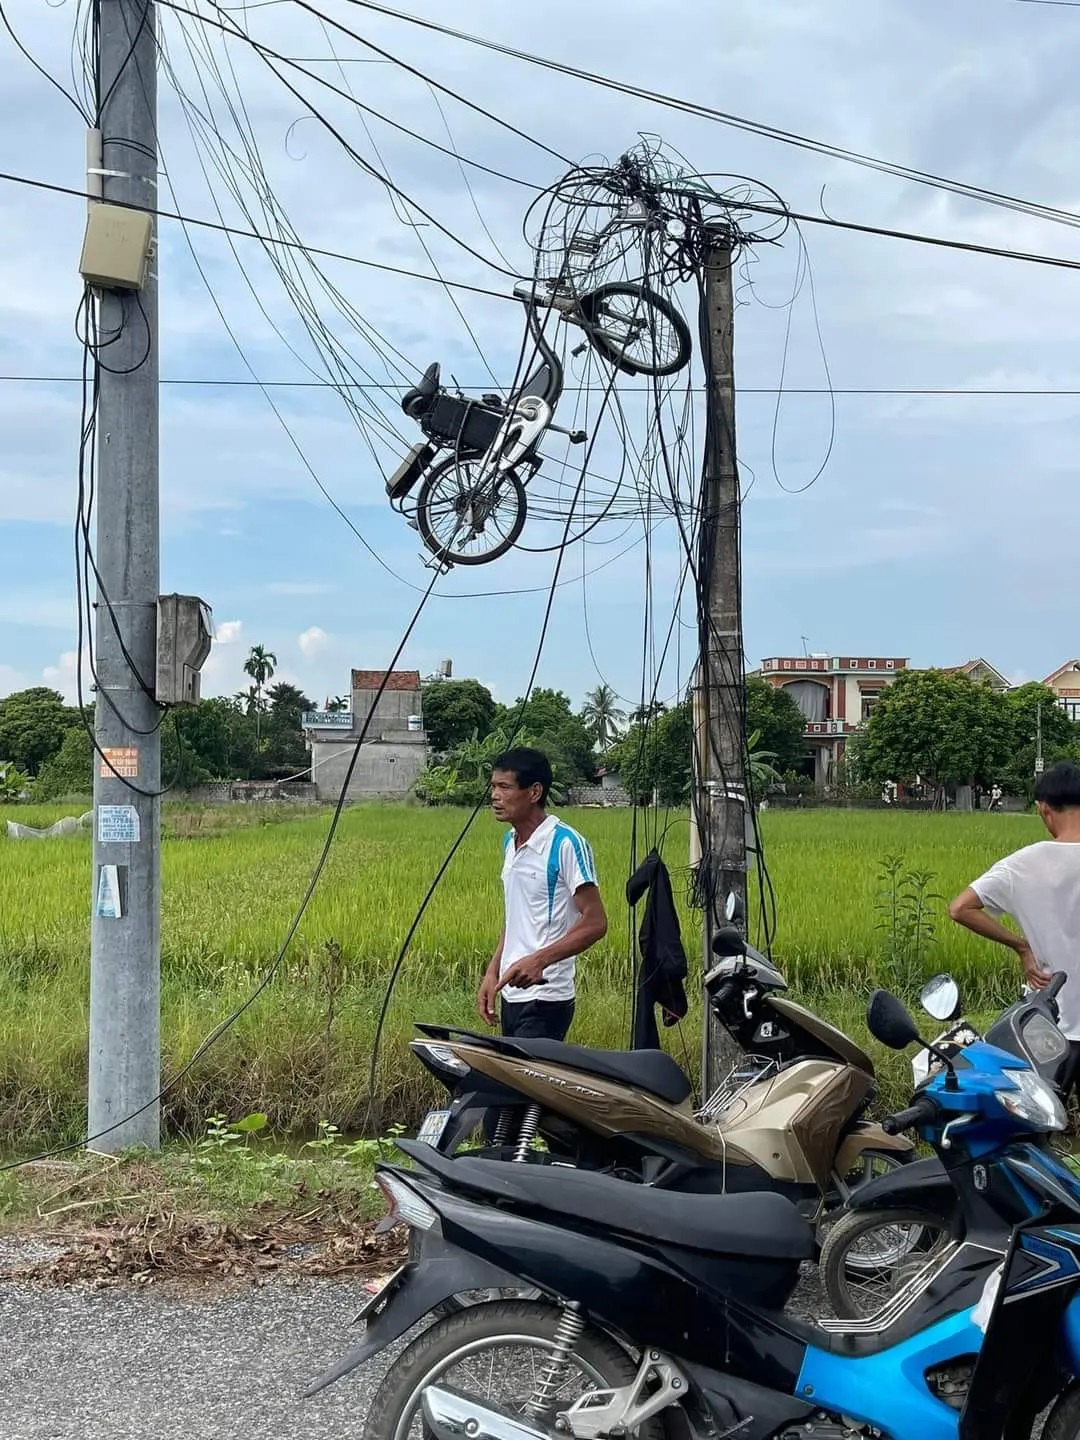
[578,282,692,377]
[415,454,528,567]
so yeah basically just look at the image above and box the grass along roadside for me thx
[0,804,1042,1150]
[0,1116,407,1291]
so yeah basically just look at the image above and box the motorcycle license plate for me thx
[417,1108,450,1146]
[354,1265,406,1324]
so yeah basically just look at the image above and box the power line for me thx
[3,374,1080,396]
[339,0,1080,235]
[0,167,521,298]
[7,164,1080,292]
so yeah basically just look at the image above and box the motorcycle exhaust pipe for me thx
[421,1384,553,1440]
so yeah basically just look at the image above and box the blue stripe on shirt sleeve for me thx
[559,824,597,886]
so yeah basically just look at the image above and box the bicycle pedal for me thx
[571,342,588,358]
[569,430,587,444]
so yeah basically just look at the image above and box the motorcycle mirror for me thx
[724,891,745,923]
[920,973,960,1022]
[711,926,745,958]
[867,989,924,1051]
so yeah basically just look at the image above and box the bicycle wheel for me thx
[577,281,692,378]
[415,454,528,567]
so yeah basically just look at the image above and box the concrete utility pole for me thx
[698,227,748,1097]
[1036,701,1044,777]
[87,0,162,1151]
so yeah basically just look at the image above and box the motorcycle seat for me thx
[401,361,441,418]
[507,1039,692,1106]
[396,1143,815,1261]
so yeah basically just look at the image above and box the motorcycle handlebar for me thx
[708,979,740,1009]
[882,1096,938,1135]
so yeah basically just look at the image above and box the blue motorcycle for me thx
[309,972,1080,1440]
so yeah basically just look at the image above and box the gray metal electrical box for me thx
[79,204,154,291]
[156,594,212,707]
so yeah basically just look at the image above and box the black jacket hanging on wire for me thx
[626,849,688,1050]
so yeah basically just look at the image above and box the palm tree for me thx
[325,695,349,713]
[582,683,626,749]
[243,645,277,744]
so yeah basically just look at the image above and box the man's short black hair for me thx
[491,747,552,805]
[1034,760,1080,810]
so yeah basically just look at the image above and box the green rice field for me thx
[0,802,1041,1151]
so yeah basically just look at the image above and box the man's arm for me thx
[477,928,505,1025]
[496,884,608,993]
[948,886,1047,988]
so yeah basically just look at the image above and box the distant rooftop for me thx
[351,669,421,692]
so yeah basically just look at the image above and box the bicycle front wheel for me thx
[577,281,692,378]
[415,454,528,567]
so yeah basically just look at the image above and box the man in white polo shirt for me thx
[476,746,608,1042]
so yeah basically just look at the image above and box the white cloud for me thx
[298,625,330,657]
[214,619,244,645]
[41,647,92,705]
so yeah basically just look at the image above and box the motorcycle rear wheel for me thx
[364,1298,666,1440]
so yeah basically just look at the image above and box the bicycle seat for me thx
[402,362,441,419]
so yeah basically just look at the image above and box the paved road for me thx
[0,1244,826,1440]
[1,1274,393,1440]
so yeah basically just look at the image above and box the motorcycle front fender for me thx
[304,1234,523,1397]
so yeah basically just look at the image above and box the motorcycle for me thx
[310,972,1080,1440]
[822,971,1069,1317]
[404,919,981,1315]
[409,919,910,1216]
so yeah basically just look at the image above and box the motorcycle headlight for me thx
[996,1069,1067,1132]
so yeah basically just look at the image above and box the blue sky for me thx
[2,0,1079,713]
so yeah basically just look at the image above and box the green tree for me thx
[581,683,626,749]
[242,645,277,745]
[416,725,569,806]
[264,682,315,777]
[607,700,692,806]
[858,669,1013,805]
[1000,682,1077,797]
[421,678,497,756]
[0,687,82,775]
[34,725,93,798]
[747,729,783,797]
[745,676,807,773]
[494,688,597,785]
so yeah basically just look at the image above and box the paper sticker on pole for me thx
[98,804,140,843]
[95,864,124,919]
[99,746,139,779]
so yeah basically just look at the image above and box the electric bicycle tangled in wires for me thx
[384,203,692,568]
